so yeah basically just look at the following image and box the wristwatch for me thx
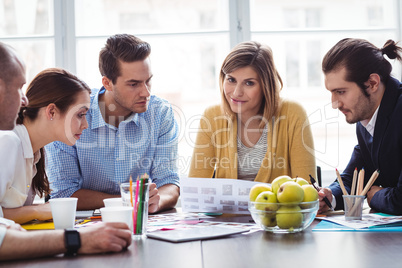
[64,229,81,256]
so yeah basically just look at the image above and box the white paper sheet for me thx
[180,177,265,214]
[316,214,402,229]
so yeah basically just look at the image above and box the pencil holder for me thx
[120,179,150,237]
[343,195,365,220]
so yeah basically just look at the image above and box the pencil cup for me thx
[120,180,150,237]
[100,206,134,232]
[343,195,365,220]
[49,197,78,229]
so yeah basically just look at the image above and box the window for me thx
[1,0,401,183]
[250,0,400,180]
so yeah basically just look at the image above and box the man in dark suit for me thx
[318,38,402,215]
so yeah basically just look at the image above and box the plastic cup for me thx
[49,197,78,229]
[343,195,365,220]
[103,197,123,207]
[120,180,149,237]
[100,206,134,232]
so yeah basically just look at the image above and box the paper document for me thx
[316,213,402,229]
[180,177,263,214]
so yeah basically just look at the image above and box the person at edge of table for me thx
[188,41,316,182]
[0,42,131,261]
[318,38,402,215]
[45,33,180,213]
[0,66,92,224]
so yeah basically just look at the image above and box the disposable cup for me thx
[49,197,78,229]
[100,206,134,232]
[103,197,123,207]
[343,195,365,220]
[120,180,149,236]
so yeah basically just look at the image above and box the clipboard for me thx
[146,225,248,242]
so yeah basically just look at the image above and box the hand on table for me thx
[148,183,160,214]
[367,185,383,205]
[34,202,53,221]
[317,187,333,214]
[78,222,132,254]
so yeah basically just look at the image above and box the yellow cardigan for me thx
[189,99,316,183]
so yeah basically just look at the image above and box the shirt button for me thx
[116,157,119,161]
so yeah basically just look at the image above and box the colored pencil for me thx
[351,167,358,195]
[335,168,349,195]
[129,176,133,207]
[133,178,140,234]
[136,177,144,234]
[360,170,380,196]
[357,168,365,195]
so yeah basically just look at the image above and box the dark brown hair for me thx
[322,38,402,96]
[219,41,283,127]
[99,34,151,84]
[17,68,91,197]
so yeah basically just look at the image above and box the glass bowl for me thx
[248,200,319,233]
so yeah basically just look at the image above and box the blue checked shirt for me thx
[45,87,179,198]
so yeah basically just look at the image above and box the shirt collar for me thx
[90,87,140,130]
[360,105,379,137]
[13,124,41,163]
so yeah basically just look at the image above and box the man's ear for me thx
[365,73,381,93]
[102,76,113,91]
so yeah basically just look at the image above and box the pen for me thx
[309,174,334,211]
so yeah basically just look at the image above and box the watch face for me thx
[65,229,81,255]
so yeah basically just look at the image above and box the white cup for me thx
[49,197,78,229]
[103,197,123,207]
[100,206,133,232]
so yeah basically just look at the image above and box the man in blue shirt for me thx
[45,34,180,213]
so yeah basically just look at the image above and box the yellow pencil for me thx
[129,175,133,207]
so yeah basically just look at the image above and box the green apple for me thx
[277,181,304,203]
[302,184,319,202]
[259,213,277,227]
[294,177,309,186]
[276,205,303,229]
[271,175,293,194]
[254,191,278,211]
[249,183,272,201]
[300,185,319,209]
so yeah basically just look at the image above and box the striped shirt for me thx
[237,126,268,181]
[45,87,179,198]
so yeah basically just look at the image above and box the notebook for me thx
[146,225,248,242]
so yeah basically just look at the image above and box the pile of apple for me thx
[249,175,319,230]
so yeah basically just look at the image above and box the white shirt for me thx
[0,125,40,217]
[360,105,379,137]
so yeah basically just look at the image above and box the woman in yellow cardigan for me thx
[189,41,316,183]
